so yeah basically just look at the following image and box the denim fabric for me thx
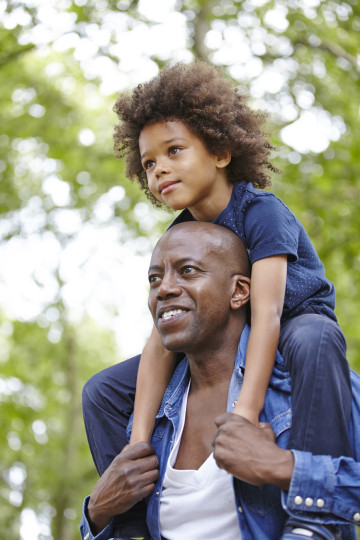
[143,326,290,540]
[279,312,352,457]
[82,355,141,476]
[82,355,150,537]
[80,496,151,540]
[132,326,358,540]
[80,326,360,539]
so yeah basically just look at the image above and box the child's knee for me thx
[82,356,140,414]
[82,370,107,410]
[289,314,341,347]
[281,314,348,375]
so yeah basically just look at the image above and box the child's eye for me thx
[143,160,155,171]
[169,146,181,156]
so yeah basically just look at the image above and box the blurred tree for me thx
[0,311,119,539]
[0,0,359,538]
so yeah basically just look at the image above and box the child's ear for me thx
[230,275,251,311]
[216,150,231,169]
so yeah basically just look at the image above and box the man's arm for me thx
[213,413,360,526]
[86,442,159,535]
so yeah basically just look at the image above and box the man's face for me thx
[148,226,235,354]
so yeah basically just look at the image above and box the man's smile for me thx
[157,305,190,328]
[161,308,186,320]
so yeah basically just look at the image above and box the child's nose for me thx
[154,158,170,178]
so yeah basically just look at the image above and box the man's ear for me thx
[230,275,251,311]
[216,149,231,169]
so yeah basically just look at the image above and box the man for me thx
[80,222,360,540]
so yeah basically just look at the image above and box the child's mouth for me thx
[160,181,180,195]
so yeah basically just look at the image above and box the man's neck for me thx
[187,349,236,391]
[185,323,244,392]
[173,330,243,471]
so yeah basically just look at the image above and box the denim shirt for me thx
[80,325,360,540]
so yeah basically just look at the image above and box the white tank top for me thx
[160,383,242,540]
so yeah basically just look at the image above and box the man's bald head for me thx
[158,222,250,278]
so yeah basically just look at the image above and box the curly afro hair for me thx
[113,61,278,206]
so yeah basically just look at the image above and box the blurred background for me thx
[0,0,359,538]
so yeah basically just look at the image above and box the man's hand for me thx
[212,413,294,490]
[88,442,159,534]
[232,400,260,427]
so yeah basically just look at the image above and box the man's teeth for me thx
[161,309,184,320]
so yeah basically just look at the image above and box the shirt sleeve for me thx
[79,496,115,540]
[167,208,195,229]
[281,450,360,526]
[244,195,300,265]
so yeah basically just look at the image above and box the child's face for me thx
[139,121,232,221]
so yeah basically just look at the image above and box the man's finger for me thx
[258,422,276,442]
[137,482,157,502]
[120,441,157,460]
[135,454,160,474]
[214,412,233,427]
[139,468,160,487]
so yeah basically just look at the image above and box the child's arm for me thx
[234,255,287,425]
[130,324,177,444]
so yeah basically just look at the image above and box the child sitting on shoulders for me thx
[83,61,352,540]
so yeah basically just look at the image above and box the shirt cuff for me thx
[80,495,115,540]
[281,450,357,525]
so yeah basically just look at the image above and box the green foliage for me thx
[0,1,359,538]
[0,315,117,539]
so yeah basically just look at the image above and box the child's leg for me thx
[82,354,149,538]
[82,355,140,474]
[279,313,352,458]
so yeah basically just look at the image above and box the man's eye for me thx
[169,146,181,156]
[148,274,161,284]
[181,266,196,275]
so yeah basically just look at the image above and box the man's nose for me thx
[157,271,181,299]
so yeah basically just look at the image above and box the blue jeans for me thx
[82,314,352,534]
[279,312,352,457]
[82,354,150,538]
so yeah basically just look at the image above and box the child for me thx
[83,61,352,539]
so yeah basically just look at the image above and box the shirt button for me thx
[305,497,314,507]
[294,496,303,505]
[238,505,243,513]
[84,534,90,540]
[353,512,360,522]
[156,491,160,497]
[316,499,325,508]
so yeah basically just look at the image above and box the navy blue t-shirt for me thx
[171,182,336,323]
